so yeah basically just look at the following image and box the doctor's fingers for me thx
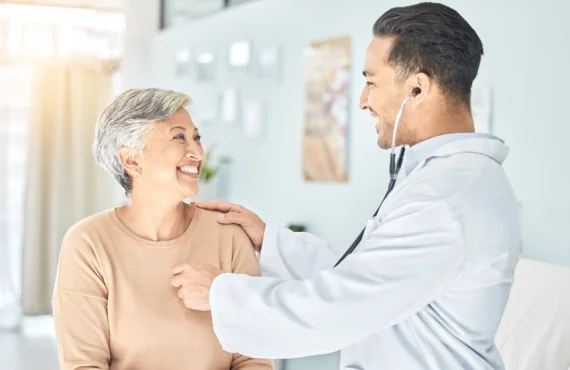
[217,211,250,226]
[194,200,244,214]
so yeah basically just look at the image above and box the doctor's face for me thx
[359,37,416,149]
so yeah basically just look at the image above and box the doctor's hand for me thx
[194,200,265,252]
[170,263,223,311]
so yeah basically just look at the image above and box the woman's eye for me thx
[174,133,185,141]
[194,135,202,142]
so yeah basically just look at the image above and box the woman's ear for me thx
[119,146,140,178]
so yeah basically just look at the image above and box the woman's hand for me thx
[194,201,265,252]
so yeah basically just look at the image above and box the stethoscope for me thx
[334,87,421,267]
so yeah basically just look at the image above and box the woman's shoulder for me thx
[193,207,258,273]
[196,208,243,233]
[196,208,248,238]
[196,208,229,231]
[56,210,115,293]
[65,209,115,236]
[61,209,116,251]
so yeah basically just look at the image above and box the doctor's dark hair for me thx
[373,2,484,107]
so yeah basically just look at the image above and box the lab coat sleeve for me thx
[257,223,338,279]
[209,201,464,359]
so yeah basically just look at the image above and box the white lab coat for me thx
[209,137,522,369]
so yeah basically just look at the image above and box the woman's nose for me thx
[185,140,204,161]
[185,152,202,161]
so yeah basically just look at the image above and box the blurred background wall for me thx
[147,0,570,266]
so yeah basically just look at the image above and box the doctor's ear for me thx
[411,72,431,100]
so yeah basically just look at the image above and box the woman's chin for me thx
[179,186,199,200]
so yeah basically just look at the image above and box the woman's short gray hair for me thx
[93,88,192,196]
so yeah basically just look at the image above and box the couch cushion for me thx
[496,258,570,369]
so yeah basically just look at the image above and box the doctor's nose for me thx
[359,86,370,111]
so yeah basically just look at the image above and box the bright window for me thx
[0,2,124,326]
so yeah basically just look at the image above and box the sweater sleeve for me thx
[228,226,274,370]
[52,226,111,370]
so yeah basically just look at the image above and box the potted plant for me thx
[287,223,307,232]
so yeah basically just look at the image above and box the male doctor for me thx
[171,2,521,369]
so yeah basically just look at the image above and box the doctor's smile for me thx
[51,2,523,370]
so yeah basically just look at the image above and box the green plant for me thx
[200,146,231,183]
[287,224,307,232]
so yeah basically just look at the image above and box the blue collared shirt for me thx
[404,132,502,176]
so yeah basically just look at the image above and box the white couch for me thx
[496,258,570,369]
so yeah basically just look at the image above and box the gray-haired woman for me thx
[51,88,272,370]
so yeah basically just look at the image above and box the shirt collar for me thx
[404,133,502,176]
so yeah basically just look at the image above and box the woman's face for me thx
[135,107,204,201]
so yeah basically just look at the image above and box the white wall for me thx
[134,0,570,368]
[123,0,160,89]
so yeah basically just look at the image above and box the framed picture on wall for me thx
[194,51,217,82]
[253,44,282,81]
[227,40,252,81]
[242,100,264,139]
[228,41,251,69]
[175,48,192,77]
[302,35,351,183]
[189,88,219,125]
[219,89,240,125]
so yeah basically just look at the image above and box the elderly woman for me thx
[52,89,272,370]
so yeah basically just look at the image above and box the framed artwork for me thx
[220,89,239,125]
[193,51,216,82]
[189,88,218,125]
[242,100,264,139]
[254,44,281,80]
[228,41,251,69]
[175,48,192,77]
[302,35,350,182]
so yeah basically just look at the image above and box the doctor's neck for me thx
[409,100,475,147]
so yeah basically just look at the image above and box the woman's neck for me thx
[116,193,194,242]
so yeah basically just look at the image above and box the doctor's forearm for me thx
[210,274,358,359]
[259,224,337,279]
